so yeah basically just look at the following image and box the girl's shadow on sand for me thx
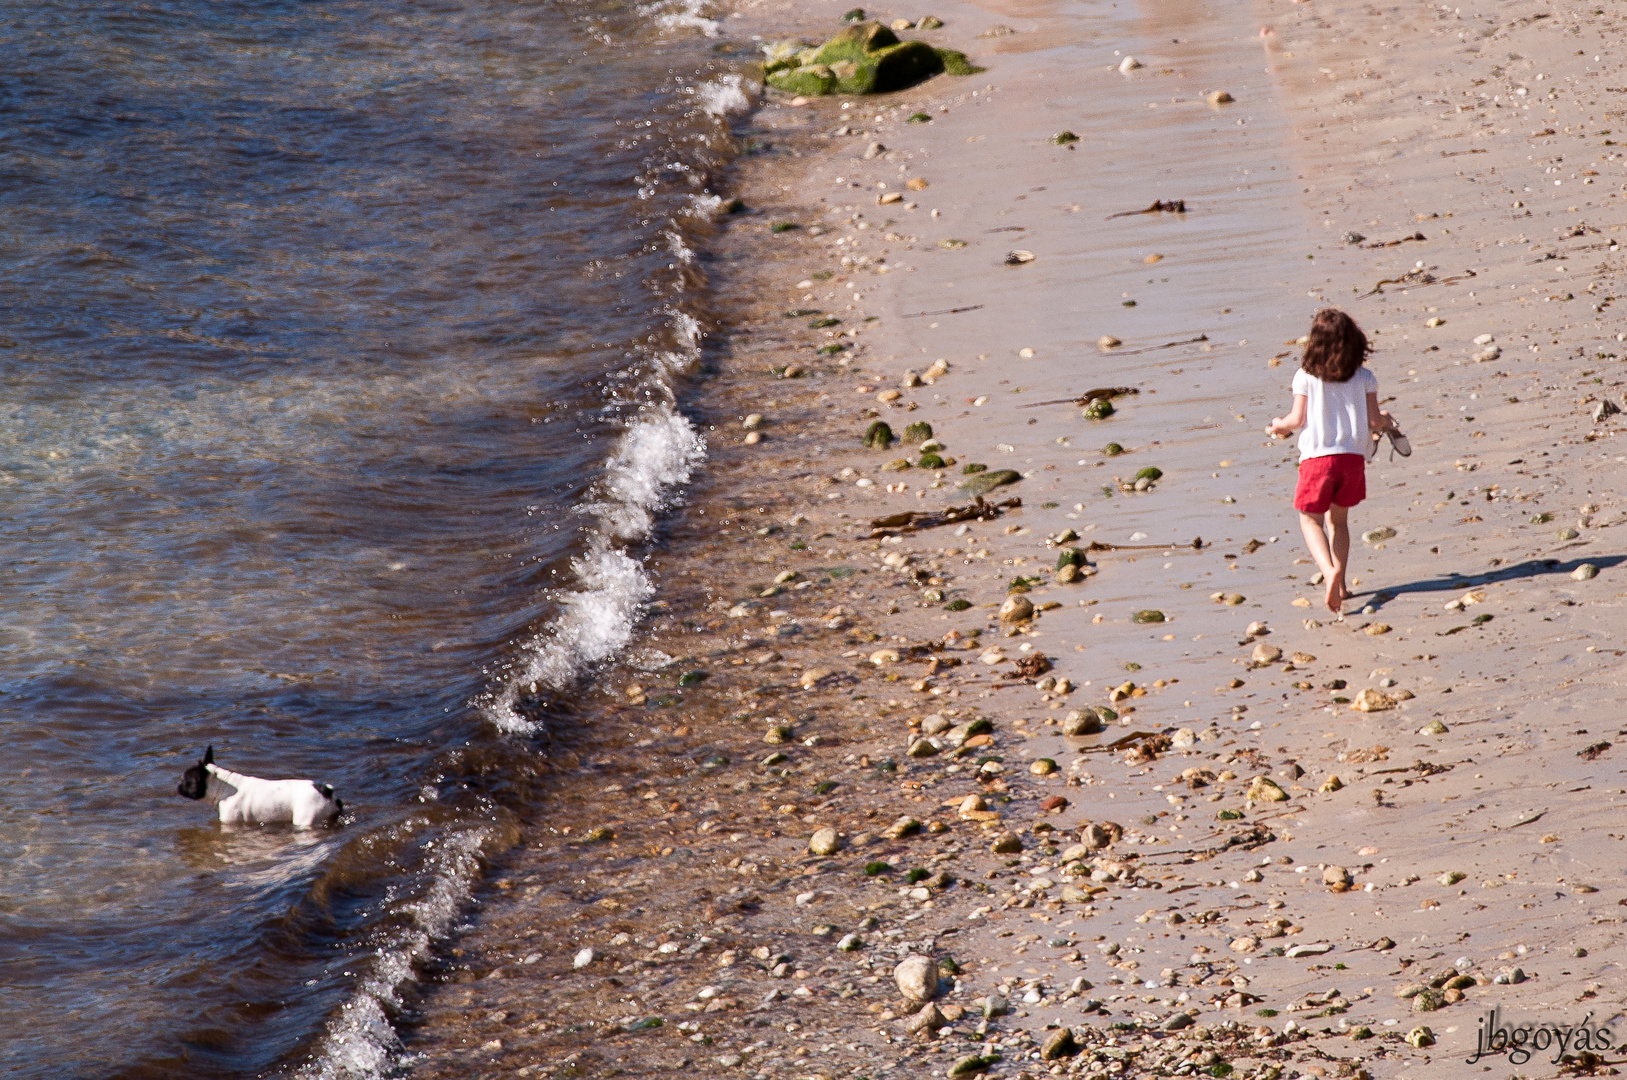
[1353,554,1625,609]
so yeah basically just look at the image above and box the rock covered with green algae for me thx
[763,22,981,97]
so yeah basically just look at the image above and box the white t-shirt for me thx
[1292,366,1377,461]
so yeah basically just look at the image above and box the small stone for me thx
[1063,709,1105,736]
[838,933,862,951]
[809,827,841,856]
[1207,89,1234,104]
[1426,316,1445,328]
[1362,526,1397,544]
[574,947,595,969]
[1098,335,1121,349]
[1352,688,1394,712]
[1573,563,1599,580]
[1322,865,1353,890]
[1132,609,1166,624]
[764,722,794,744]
[1251,642,1282,664]
[907,737,939,758]
[999,594,1035,624]
[1439,870,1466,886]
[743,413,764,430]
[990,831,1023,854]
[1473,333,1495,345]
[1246,776,1288,803]
[1230,936,1259,953]
[1412,989,1445,1012]
[1221,593,1245,606]
[1030,758,1058,776]
[1559,526,1581,540]
[1407,1025,1435,1048]
[864,141,886,159]
[1246,620,1269,636]
[1363,623,1391,636]
[1118,55,1142,72]
[903,1002,946,1034]
[949,1055,998,1079]
[1418,719,1449,736]
[1056,562,1081,584]
[1171,727,1196,748]
[894,955,939,1001]
[870,649,902,665]
[1041,1027,1080,1060]
[885,816,922,839]
[1319,775,1344,793]
[1163,1011,1195,1031]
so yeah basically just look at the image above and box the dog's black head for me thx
[176,745,214,800]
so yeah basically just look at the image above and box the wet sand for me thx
[397,0,1627,1076]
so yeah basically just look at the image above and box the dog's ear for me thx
[204,745,214,765]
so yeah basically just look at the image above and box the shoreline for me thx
[398,1,1627,1077]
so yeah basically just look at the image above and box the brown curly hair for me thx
[1301,308,1370,383]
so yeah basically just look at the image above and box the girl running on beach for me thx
[1267,309,1404,614]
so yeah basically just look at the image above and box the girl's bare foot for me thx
[1324,574,1347,614]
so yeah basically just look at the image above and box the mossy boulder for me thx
[771,64,839,96]
[958,468,1020,496]
[765,22,980,96]
[904,421,934,443]
[863,420,895,449]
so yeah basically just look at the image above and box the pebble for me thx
[742,413,763,430]
[1251,642,1282,664]
[1041,1028,1080,1059]
[1417,719,1449,735]
[1207,90,1235,104]
[1362,526,1397,544]
[1118,56,1142,72]
[1247,776,1288,802]
[864,141,886,159]
[904,1002,946,1034]
[1063,709,1105,735]
[885,816,922,839]
[1098,335,1122,349]
[999,594,1034,624]
[894,955,940,1001]
[838,933,863,951]
[808,827,840,855]
[1030,757,1057,775]
[1352,688,1393,712]
[1473,333,1495,345]
[1573,563,1599,580]
[1439,870,1466,885]
[574,947,595,969]
[1321,866,1353,891]
[1230,936,1259,953]
[990,831,1023,853]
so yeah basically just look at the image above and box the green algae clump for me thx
[765,22,981,97]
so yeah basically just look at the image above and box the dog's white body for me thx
[203,763,343,827]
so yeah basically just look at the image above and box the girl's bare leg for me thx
[1325,504,1351,613]
[1298,511,1340,612]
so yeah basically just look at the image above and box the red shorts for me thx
[1294,453,1366,514]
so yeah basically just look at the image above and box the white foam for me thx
[298,826,489,1080]
[698,73,757,117]
[639,0,722,37]
[483,399,702,735]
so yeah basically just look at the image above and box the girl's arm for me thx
[1366,391,1396,433]
[1268,394,1307,438]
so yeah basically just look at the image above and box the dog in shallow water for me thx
[176,746,343,827]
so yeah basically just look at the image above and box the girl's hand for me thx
[1267,417,1294,438]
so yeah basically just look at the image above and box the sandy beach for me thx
[397,1,1627,1077]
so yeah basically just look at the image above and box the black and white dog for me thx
[176,746,343,827]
